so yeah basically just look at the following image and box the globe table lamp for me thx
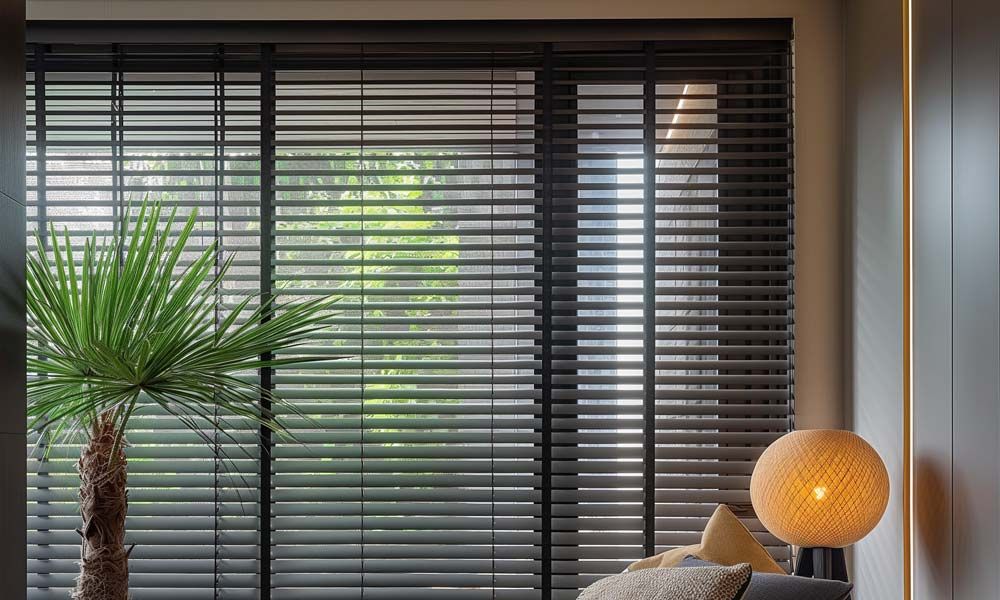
[750,429,890,582]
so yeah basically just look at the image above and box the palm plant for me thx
[26,201,335,599]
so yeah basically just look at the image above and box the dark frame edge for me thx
[26,19,793,45]
[0,0,27,598]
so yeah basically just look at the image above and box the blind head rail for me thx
[27,18,793,45]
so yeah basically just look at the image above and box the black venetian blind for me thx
[26,21,794,600]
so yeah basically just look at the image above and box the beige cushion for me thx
[628,504,785,574]
[579,564,752,600]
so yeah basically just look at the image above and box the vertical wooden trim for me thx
[902,0,913,599]
[540,42,553,600]
[33,47,46,246]
[258,43,275,600]
[641,41,657,559]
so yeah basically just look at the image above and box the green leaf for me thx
[27,199,342,466]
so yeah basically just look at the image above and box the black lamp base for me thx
[794,547,849,582]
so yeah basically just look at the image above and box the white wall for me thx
[844,0,904,598]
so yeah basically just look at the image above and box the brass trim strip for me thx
[902,0,913,598]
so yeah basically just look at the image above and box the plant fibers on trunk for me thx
[75,415,129,600]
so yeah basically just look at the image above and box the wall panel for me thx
[911,0,953,596]
[951,0,1000,597]
[0,0,26,596]
[911,0,1000,598]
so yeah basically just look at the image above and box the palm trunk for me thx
[74,414,129,600]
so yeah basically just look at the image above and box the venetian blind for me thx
[26,24,793,600]
[26,45,264,599]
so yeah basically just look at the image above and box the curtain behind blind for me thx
[26,29,793,600]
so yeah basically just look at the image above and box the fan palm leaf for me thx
[26,199,337,599]
[27,200,334,447]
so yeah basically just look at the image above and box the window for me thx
[27,23,793,599]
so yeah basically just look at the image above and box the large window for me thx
[26,24,793,599]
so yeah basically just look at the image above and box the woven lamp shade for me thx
[750,429,889,549]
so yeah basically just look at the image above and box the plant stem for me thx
[74,413,129,600]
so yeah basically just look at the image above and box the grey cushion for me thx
[679,557,853,600]
[577,563,752,600]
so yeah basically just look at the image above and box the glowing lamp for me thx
[750,429,889,580]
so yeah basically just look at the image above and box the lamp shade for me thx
[750,429,889,548]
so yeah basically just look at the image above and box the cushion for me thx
[679,557,854,600]
[578,564,752,600]
[628,504,785,574]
